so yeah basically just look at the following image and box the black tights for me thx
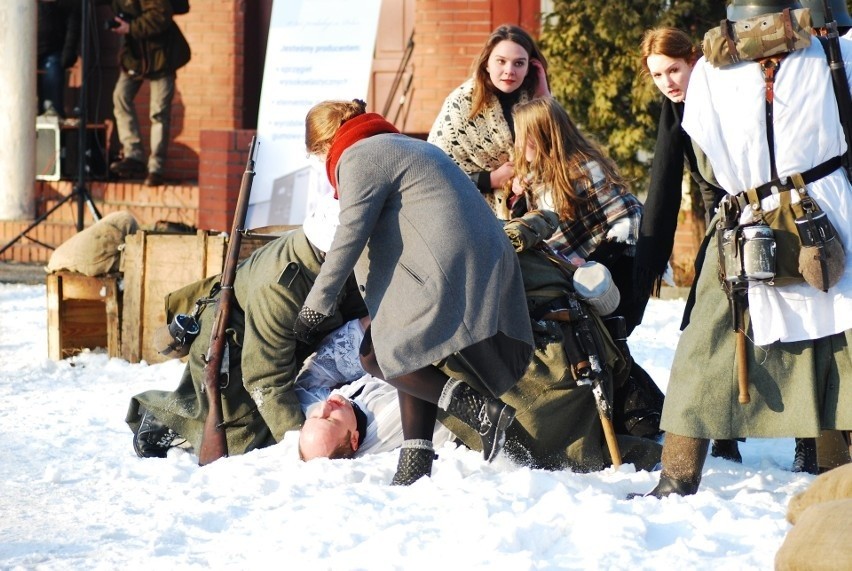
[360,326,446,441]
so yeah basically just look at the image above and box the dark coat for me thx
[632,99,725,329]
[37,0,81,65]
[111,0,190,78]
[126,229,367,455]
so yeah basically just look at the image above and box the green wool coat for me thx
[126,229,367,455]
[662,225,852,439]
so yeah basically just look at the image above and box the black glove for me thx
[587,239,628,266]
[293,306,329,345]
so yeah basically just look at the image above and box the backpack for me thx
[171,0,189,15]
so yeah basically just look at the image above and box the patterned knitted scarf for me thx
[325,113,400,197]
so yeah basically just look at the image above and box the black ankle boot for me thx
[628,475,700,499]
[442,382,515,462]
[391,440,436,486]
[711,439,743,463]
[792,438,818,474]
[133,408,178,458]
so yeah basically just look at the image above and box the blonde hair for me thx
[304,99,367,155]
[639,27,699,76]
[513,97,626,221]
[470,25,547,119]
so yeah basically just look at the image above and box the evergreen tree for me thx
[538,1,725,193]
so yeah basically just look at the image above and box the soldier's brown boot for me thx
[629,434,708,499]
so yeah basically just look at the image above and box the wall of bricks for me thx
[0,180,200,264]
[155,1,247,182]
[197,129,257,233]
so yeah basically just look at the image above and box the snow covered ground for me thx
[0,282,811,570]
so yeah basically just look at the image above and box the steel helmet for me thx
[798,0,852,28]
[726,0,803,21]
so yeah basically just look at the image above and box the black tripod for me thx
[0,0,101,259]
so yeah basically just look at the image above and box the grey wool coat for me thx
[304,133,534,393]
[126,228,367,455]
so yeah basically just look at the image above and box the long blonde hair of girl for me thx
[513,97,626,221]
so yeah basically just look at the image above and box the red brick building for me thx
[4,0,697,278]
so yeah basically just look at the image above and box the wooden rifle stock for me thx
[197,136,259,466]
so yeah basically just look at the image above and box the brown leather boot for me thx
[630,434,709,499]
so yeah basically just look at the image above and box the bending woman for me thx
[428,24,549,218]
[296,99,534,485]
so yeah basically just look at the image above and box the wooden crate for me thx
[120,230,282,364]
[47,271,122,360]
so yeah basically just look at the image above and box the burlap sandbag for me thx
[786,463,852,525]
[775,499,852,571]
[46,211,138,276]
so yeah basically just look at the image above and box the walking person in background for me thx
[105,0,190,187]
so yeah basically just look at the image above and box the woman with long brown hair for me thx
[428,24,549,218]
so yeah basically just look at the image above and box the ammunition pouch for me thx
[730,159,845,291]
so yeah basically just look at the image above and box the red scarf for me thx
[325,113,400,197]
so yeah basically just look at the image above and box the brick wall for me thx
[197,129,257,233]
[162,2,247,182]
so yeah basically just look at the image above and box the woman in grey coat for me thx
[296,99,534,485]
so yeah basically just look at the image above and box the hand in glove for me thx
[293,306,329,345]
[587,239,628,266]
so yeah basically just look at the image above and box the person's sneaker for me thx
[144,172,165,187]
[109,157,147,179]
[133,408,178,458]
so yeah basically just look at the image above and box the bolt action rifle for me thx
[197,136,259,466]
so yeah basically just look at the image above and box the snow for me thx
[0,283,811,570]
